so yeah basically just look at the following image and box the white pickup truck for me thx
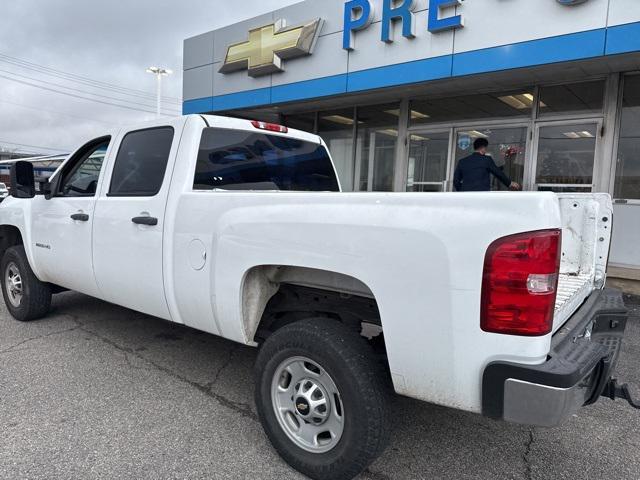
[0,115,634,480]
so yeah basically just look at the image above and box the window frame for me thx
[612,73,640,202]
[536,79,607,120]
[53,136,111,198]
[107,126,175,198]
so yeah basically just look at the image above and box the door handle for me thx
[70,213,89,222]
[132,216,158,226]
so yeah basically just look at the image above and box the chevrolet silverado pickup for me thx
[0,115,634,480]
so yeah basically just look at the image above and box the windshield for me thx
[194,128,339,192]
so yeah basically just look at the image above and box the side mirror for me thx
[10,161,36,199]
[35,177,53,199]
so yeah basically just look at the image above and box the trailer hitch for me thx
[602,379,640,409]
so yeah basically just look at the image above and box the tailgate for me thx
[553,194,613,333]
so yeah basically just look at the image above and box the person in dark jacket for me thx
[453,138,521,192]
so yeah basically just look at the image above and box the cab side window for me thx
[59,139,110,197]
[108,127,174,197]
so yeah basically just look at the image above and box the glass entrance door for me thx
[533,122,600,192]
[406,131,450,192]
[454,126,528,191]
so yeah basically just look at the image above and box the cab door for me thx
[92,121,183,320]
[30,137,112,297]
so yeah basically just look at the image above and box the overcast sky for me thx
[0,0,298,157]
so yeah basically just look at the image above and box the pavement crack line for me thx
[0,325,81,355]
[363,468,392,480]
[204,344,241,391]
[523,428,536,480]
[76,324,258,422]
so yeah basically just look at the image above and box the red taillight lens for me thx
[251,120,288,133]
[481,229,561,336]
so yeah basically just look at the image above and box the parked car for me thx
[0,115,633,480]
[0,182,9,200]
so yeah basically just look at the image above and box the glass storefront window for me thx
[538,80,605,117]
[407,131,449,192]
[615,75,640,200]
[318,109,356,191]
[454,126,527,190]
[284,112,316,133]
[535,123,597,191]
[355,104,399,192]
[410,89,534,127]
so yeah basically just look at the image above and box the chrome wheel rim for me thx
[5,262,23,308]
[271,356,345,453]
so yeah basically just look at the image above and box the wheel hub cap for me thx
[293,378,330,424]
[5,262,23,308]
[295,397,310,416]
[271,356,344,453]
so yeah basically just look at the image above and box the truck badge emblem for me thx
[219,18,323,77]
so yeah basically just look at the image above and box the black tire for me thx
[1,245,51,321]
[255,319,391,480]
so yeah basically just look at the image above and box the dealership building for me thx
[183,0,640,275]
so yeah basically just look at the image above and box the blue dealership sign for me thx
[344,0,464,50]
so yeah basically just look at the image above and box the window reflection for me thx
[318,109,356,191]
[615,75,640,200]
[407,131,449,192]
[284,112,316,133]
[356,104,399,192]
[538,81,605,117]
[454,127,527,191]
[410,89,534,127]
[535,124,597,189]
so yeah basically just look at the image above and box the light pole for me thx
[146,66,173,117]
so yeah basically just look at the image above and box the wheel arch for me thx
[0,225,24,260]
[241,265,384,344]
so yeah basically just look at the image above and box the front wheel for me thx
[255,319,391,480]
[1,245,51,321]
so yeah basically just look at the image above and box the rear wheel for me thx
[255,319,391,480]
[1,245,51,321]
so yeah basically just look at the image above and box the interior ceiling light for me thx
[410,135,430,141]
[322,115,354,125]
[385,109,430,119]
[498,93,535,110]
[379,129,399,137]
[578,131,594,138]
[498,92,546,110]
[463,130,489,138]
[563,132,581,139]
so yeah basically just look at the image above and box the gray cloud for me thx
[0,0,298,156]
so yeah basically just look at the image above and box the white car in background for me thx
[0,183,9,200]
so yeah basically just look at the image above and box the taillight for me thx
[481,229,561,336]
[251,120,288,134]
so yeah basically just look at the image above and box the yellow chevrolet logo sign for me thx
[220,19,323,77]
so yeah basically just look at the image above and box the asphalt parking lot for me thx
[1,292,639,480]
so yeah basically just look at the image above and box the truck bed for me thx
[555,273,593,327]
[552,194,612,333]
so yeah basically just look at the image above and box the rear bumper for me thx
[482,288,628,427]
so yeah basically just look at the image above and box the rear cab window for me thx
[193,128,339,192]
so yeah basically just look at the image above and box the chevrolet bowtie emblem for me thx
[219,18,323,77]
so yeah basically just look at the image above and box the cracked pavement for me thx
[1,292,639,480]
